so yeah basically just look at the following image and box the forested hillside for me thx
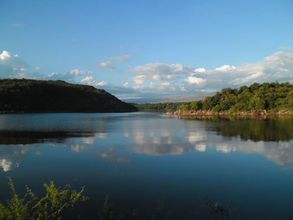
[177,82,292,113]
[0,79,137,113]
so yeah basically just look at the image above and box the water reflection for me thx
[0,113,292,220]
[125,117,293,166]
[0,145,28,172]
[128,126,196,155]
[0,130,95,145]
[0,113,292,172]
[128,126,293,167]
[0,113,111,145]
[204,118,293,141]
[97,148,131,163]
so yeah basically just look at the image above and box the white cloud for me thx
[48,68,92,81]
[96,81,108,86]
[194,67,206,73]
[130,63,206,96]
[133,75,145,87]
[215,64,236,72]
[0,50,36,79]
[185,76,206,86]
[125,49,293,102]
[81,76,96,85]
[0,50,11,61]
[80,76,108,87]
[0,49,292,103]
[152,74,161,80]
[131,63,196,94]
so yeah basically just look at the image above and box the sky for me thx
[0,0,293,102]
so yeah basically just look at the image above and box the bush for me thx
[0,179,87,220]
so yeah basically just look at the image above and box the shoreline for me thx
[166,110,293,119]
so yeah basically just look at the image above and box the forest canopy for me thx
[177,82,293,112]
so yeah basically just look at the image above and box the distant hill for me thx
[0,79,137,113]
[177,82,293,113]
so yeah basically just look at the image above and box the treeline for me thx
[135,102,184,112]
[177,82,293,112]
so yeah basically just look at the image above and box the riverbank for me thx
[166,110,293,119]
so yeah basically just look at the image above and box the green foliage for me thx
[177,82,293,112]
[136,102,184,112]
[0,180,240,220]
[0,179,87,220]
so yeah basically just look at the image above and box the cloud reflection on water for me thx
[0,145,28,172]
[0,114,292,172]
[125,119,293,167]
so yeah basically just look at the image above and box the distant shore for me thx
[166,110,293,119]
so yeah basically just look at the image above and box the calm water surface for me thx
[0,112,293,219]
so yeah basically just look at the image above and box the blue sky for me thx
[0,0,293,102]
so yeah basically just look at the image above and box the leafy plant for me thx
[0,178,87,220]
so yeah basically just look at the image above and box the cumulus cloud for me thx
[132,63,196,93]
[96,81,108,86]
[215,65,236,72]
[126,50,293,102]
[133,75,145,87]
[1,49,292,103]
[0,50,11,61]
[0,50,35,79]
[194,67,206,73]
[185,76,206,86]
[130,63,207,98]
[48,68,92,81]
[80,76,95,84]
[80,76,108,87]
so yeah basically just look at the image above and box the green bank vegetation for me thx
[0,179,86,220]
[135,102,183,112]
[177,82,292,114]
[0,180,234,220]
